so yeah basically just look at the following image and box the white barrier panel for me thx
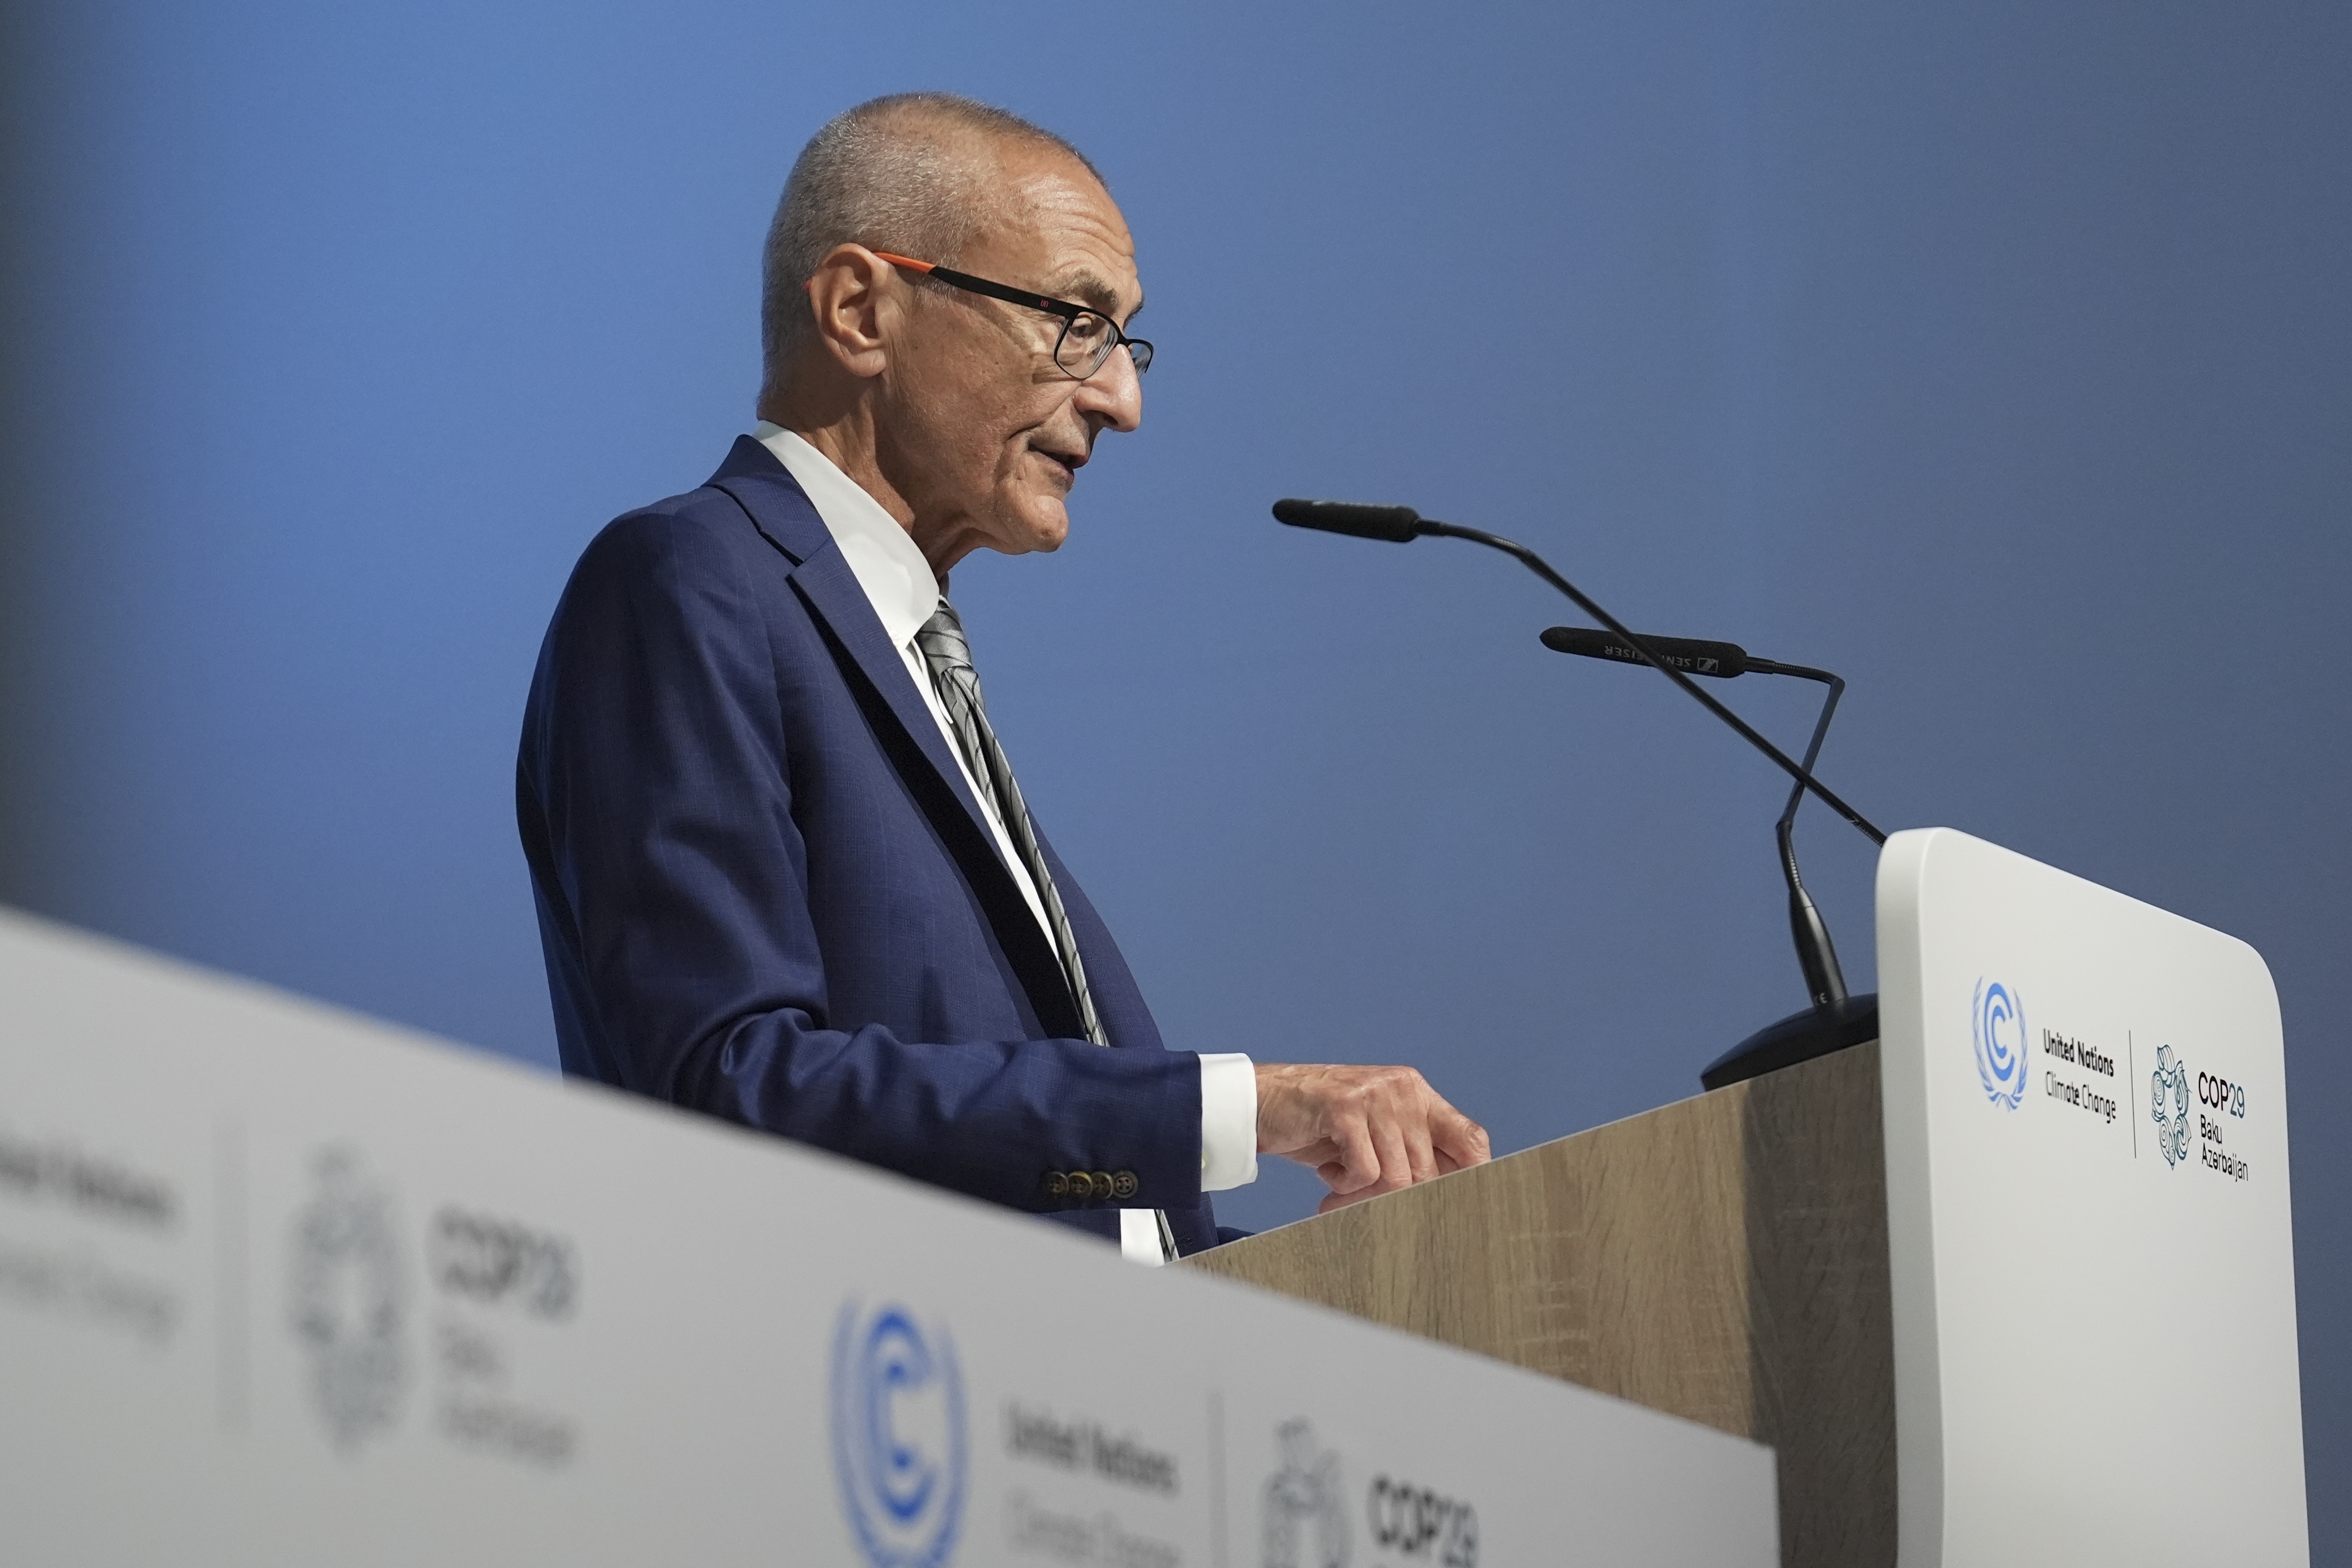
[0,908,1774,1566]
[1878,828,2307,1566]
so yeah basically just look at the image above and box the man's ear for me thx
[804,244,895,379]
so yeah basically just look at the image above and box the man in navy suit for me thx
[518,94,1487,1259]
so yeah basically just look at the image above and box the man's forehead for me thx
[986,155,1141,313]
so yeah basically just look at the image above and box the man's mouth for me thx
[1034,446,1085,485]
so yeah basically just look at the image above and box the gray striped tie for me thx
[915,601,1175,1258]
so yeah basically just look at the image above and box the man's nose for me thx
[1074,344,1144,434]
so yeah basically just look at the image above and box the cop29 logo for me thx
[831,1300,968,1568]
[1971,979,2029,1110]
[286,1145,408,1452]
[2151,1044,2192,1167]
[1262,1418,1350,1568]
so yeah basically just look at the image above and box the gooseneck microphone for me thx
[1538,626,1750,678]
[1275,498,1886,846]
[1270,499,1424,543]
[1276,496,1887,1090]
[1543,625,1880,1089]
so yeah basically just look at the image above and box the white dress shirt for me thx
[752,426,1258,1264]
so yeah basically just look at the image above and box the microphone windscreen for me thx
[1272,498,1423,543]
[1541,625,1749,679]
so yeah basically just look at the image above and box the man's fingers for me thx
[1433,1102,1492,1169]
[1368,1115,1414,1196]
[1288,1138,1347,1171]
[1254,1061,1490,1197]
[1433,1147,1469,1176]
[1401,1111,1440,1185]
[1328,1120,1382,1195]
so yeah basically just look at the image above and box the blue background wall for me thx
[2,1,2345,1542]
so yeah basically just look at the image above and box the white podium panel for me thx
[0,908,1775,1566]
[1877,828,2306,1566]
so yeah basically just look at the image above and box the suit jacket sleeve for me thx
[517,506,1204,1216]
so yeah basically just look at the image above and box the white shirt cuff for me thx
[1118,1208,1165,1265]
[1198,1053,1259,1192]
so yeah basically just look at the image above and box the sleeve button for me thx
[1110,1170,1139,1200]
[1042,1171,1069,1198]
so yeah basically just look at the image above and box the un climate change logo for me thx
[1972,979,2029,1109]
[831,1300,968,1568]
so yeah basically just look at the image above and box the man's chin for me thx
[991,498,1071,556]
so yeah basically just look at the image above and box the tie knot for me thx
[916,601,972,668]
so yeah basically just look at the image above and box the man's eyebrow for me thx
[1051,268,1140,321]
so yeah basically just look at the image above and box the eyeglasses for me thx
[874,252,1153,381]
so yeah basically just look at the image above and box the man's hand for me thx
[1254,1063,1492,1214]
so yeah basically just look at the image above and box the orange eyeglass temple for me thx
[801,252,936,292]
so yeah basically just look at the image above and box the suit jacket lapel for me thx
[707,440,1088,1040]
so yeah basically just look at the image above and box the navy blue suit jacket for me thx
[517,437,1223,1253]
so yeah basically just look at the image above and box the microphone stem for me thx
[1766,663,1850,1006]
[1764,658,1844,842]
[1420,522,1889,846]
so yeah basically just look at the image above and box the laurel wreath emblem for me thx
[1972,979,2028,1110]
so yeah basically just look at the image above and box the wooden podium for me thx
[1187,829,2312,1568]
[1185,1043,1896,1568]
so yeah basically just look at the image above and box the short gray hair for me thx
[759,94,1102,395]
